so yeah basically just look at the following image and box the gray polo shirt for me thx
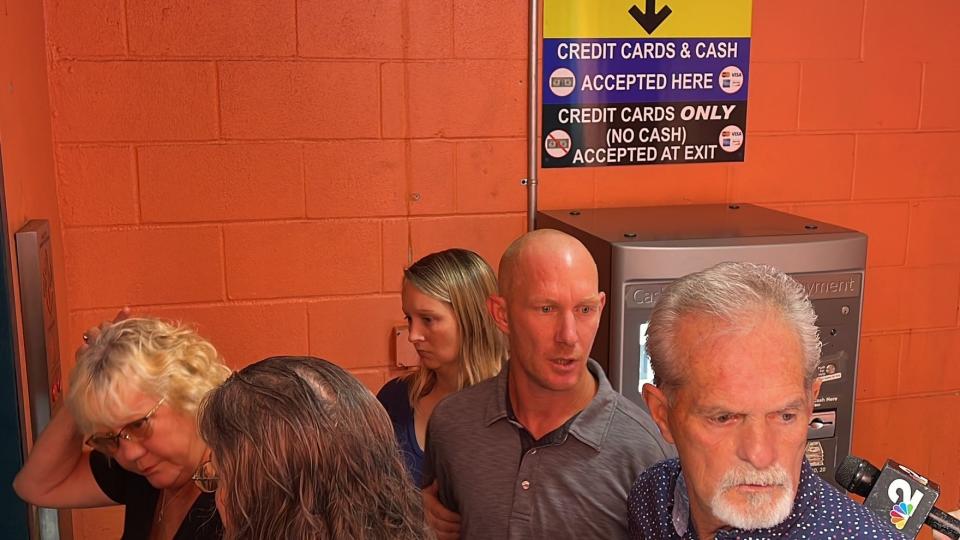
[423,359,675,540]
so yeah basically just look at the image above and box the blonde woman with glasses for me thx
[14,317,230,540]
[376,248,506,485]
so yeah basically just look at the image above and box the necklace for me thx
[157,450,211,523]
[157,483,194,523]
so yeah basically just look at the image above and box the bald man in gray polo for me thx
[422,230,674,539]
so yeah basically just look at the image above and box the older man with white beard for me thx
[628,262,903,540]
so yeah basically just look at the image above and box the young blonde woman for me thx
[14,317,231,540]
[376,248,506,484]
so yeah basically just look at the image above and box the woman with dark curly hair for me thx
[197,355,431,540]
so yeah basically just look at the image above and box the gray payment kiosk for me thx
[537,203,866,489]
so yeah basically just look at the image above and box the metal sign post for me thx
[526,0,541,231]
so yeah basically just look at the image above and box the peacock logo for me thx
[889,501,915,530]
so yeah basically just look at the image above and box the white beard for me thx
[709,464,796,530]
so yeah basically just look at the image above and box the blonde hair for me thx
[68,317,231,434]
[403,249,505,404]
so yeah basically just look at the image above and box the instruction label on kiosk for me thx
[542,0,752,168]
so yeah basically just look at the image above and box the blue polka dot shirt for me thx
[627,459,908,539]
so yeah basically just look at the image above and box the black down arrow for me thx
[628,0,672,34]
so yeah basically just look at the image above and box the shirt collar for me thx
[483,358,618,451]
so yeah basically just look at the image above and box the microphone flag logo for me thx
[889,501,914,530]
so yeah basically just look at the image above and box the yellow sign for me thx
[544,0,752,38]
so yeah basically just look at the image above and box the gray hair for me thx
[646,262,821,395]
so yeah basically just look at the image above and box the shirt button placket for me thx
[510,447,540,535]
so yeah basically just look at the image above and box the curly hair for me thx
[403,248,505,404]
[68,317,231,434]
[199,356,431,540]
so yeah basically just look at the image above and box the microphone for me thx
[835,456,960,539]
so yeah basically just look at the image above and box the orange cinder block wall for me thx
[1,0,70,448]
[11,0,958,536]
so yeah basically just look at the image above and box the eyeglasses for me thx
[192,459,219,493]
[84,398,166,456]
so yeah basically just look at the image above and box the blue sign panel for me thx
[542,2,752,168]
